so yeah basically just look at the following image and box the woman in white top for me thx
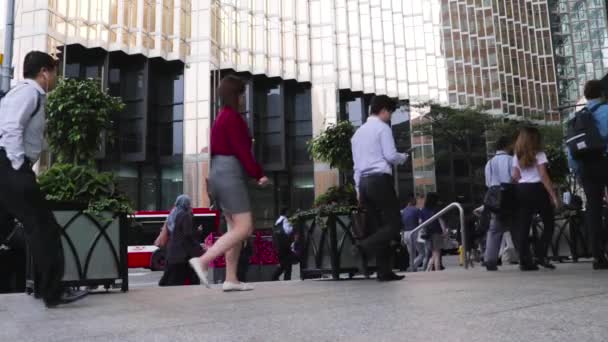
[512,127,559,271]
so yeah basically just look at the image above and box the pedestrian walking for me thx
[483,136,514,271]
[272,208,294,281]
[401,195,423,271]
[159,195,203,287]
[351,95,409,282]
[513,127,559,271]
[567,80,608,270]
[0,51,88,307]
[419,193,447,272]
[189,75,269,291]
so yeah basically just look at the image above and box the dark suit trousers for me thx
[359,174,401,277]
[580,158,608,260]
[0,150,64,303]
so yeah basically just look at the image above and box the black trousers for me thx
[515,183,555,265]
[580,158,608,260]
[159,262,200,286]
[272,250,293,281]
[359,174,401,277]
[0,150,64,303]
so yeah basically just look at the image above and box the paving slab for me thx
[3,263,608,342]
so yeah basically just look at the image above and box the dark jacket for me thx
[166,211,204,265]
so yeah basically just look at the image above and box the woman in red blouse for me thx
[189,75,268,291]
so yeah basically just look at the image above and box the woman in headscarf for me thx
[159,195,204,286]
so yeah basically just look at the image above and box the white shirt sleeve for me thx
[283,219,293,235]
[512,155,519,169]
[0,87,38,171]
[536,152,548,165]
[379,125,407,165]
[484,160,492,187]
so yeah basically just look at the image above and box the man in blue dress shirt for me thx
[351,95,409,281]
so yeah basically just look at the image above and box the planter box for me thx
[26,206,128,293]
[299,213,376,280]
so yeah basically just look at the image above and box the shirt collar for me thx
[367,115,387,125]
[587,99,602,108]
[495,150,507,155]
[22,79,46,95]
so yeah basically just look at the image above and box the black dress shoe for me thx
[593,260,608,270]
[351,245,370,278]
[377,272,405,282]
[519,263,539,272]
[486,264,498,271]
[45,288,89,308]
[538,261,556,270]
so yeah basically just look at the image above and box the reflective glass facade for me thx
[3,0,562,212]
[550,0,608,114]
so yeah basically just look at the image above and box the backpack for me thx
[566,102,606,161]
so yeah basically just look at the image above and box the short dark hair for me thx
[218,75,245,110]
[424,192,440,210]
[23,51,57,79]
[495,136,511,152]
[370,95,397,115]
[584,80,604,100]
[280,207,289,216]
[406,194,417,206]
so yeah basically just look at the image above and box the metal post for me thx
[1,0,16,93]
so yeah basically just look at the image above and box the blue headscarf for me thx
[167,195,192,233]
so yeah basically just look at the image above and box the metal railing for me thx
[405,202,468,271]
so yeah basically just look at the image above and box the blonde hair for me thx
[514,127,542,169]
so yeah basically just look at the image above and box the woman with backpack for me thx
[513,127,559,271]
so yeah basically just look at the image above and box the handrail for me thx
[405,202,468,271]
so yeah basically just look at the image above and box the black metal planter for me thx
[298,212,376,280]
[26,203,129,293]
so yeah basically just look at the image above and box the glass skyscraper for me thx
[549,0,608,115]
[2,0,562,218]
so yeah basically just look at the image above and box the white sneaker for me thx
[222,281,254,292]
[188,258,210,288]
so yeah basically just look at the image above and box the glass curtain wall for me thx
[59,44,184,211]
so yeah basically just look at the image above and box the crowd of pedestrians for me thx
[4,50,608,309]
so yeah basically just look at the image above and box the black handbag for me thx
[351,208,368,240]
[483,156,516,214]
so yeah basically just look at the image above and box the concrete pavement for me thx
[3,262,608,342]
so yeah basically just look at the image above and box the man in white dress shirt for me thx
[351,95,409,281]
[0,51,88,307]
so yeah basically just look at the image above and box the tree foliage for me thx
[307,120,355,172]
[46,78,124,165]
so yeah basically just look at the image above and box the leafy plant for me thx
[289,204,355,229]
[307,120,355,171]
[39,164,133,218]
[40,78,131,218]
[46,78,124,165]
[313,184,357,208]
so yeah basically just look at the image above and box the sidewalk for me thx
[3,263,608,342]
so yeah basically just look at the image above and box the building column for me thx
[183,0,213,208]
[309,0,339,196]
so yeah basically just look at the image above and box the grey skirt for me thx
[208,155,251,214]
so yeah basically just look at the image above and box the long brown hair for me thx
[514,127,543,168]
[218,75,245,110]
